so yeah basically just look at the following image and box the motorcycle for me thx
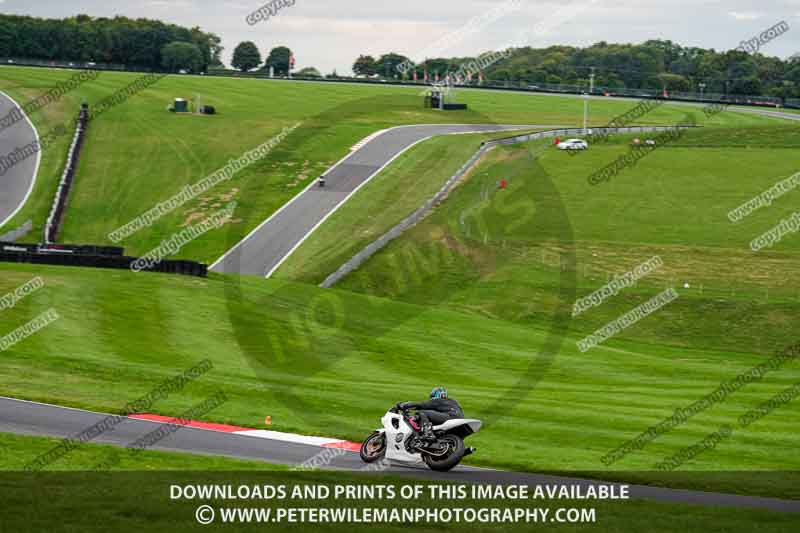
[359,404,482,472]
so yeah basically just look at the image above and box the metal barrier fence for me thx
[320,125,695,288]
[44,105,88,244]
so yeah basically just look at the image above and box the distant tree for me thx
[0,20,16,56]
[422,58,454,76]
[296,67,321,78]
[377,53,411,78]
[352,55,377,76]
[657,73,690,92]
[730,76,762,95]
[766,80,796,99]
[265,46,292,75]
[0,14,221,71]
[161,41,203,73]
[787,61,800,86]
[206,32,224,67]
[231,41,261,72]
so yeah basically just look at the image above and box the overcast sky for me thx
[1,0,798,73]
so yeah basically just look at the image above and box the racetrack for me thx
[1,396,798,513]
[209,124,555,277]
[209,99,800,278]
[0,91,39,230]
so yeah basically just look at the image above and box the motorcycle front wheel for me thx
[359,431,386,463]
[423,434,465,472]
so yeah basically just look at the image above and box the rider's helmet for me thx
[430,387,448,400]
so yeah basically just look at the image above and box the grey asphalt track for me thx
[209,100,800,278]
[1,397,798,513]
[0,91,38,229]
[210,124,555,277]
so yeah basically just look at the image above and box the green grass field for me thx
[0,262,798,499]
[1,66,798,505]
[294,126,800,357]
[0,66,784,264]
[273,120,800,499]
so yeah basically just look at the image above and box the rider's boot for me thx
[420,422,436,442]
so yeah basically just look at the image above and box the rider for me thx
[399,387,464,441]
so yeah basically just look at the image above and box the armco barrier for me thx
[320,125,695,288]
[44,105,88,243]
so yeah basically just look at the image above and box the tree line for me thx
[229,42,328,78]
[0,14,222,73]
[230,42,298,75]
[3,14,798,98]
[354,40,800,98]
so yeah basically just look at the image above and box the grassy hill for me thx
[0,65,783,265]
[1,66,798,501]
[290,126,800,358]
[271,122,800,500]
[0,262,798,499]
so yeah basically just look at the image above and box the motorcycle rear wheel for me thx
[423,434,465,472]
[359,431,386,463]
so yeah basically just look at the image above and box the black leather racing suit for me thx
[405,398,464,429]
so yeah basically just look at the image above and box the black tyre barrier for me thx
[0,250,207,278]
[0,242,123,256]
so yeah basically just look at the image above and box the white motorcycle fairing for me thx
[378,411,424,465]
[433,418,482,434]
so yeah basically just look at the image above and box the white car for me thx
[557,139,589,151]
